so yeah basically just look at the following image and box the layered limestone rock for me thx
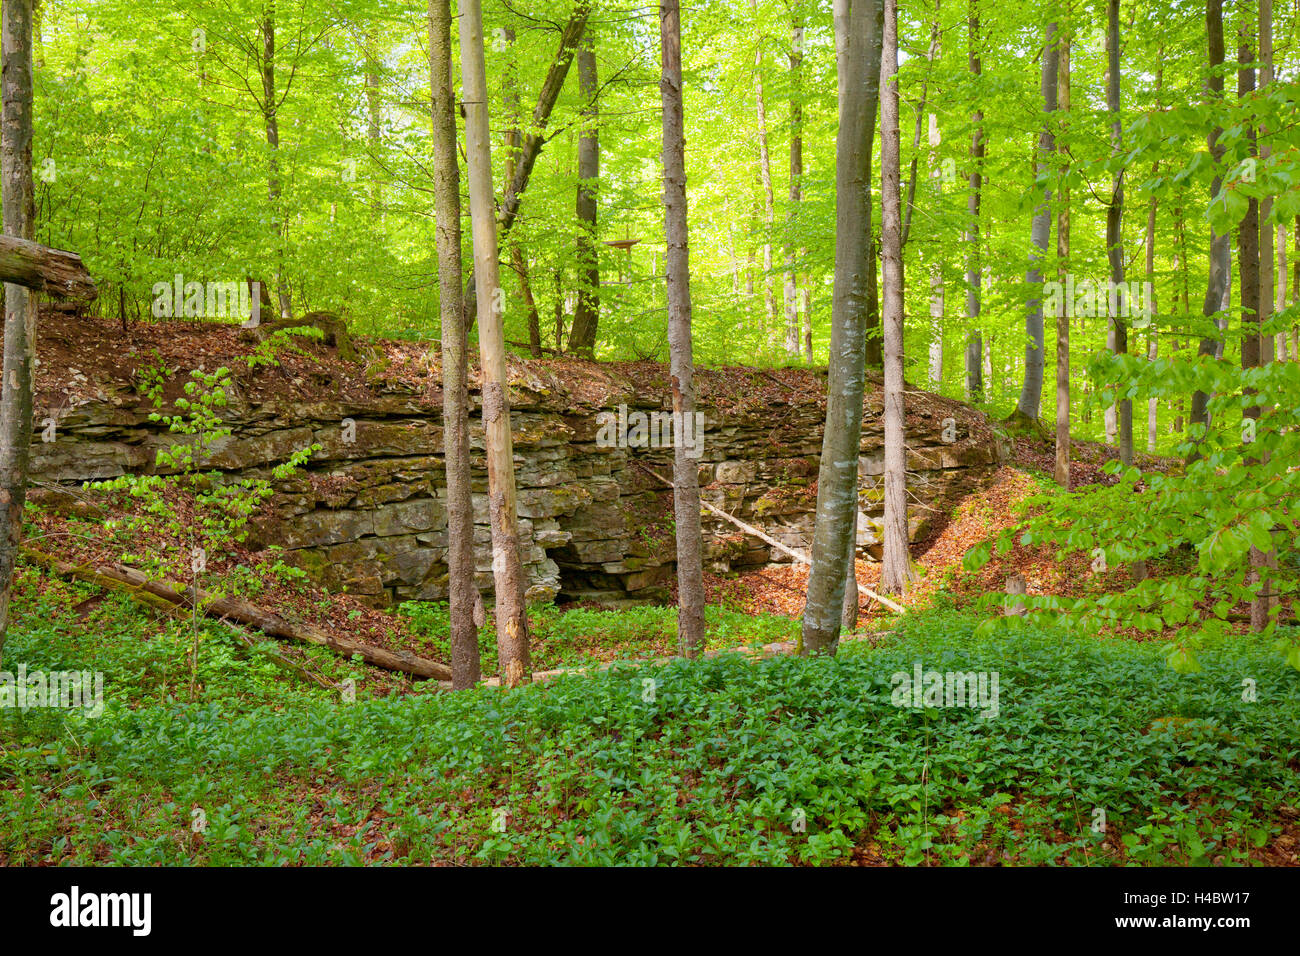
[30,356,1008,608]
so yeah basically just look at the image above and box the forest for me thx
[0,0,1296,885]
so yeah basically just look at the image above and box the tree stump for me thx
[242,309,357,362]
[1004,573,1028,617]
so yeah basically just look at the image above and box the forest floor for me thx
[6,422,1297,866]
[3,315,1297,865]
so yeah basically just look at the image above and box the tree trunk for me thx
[800,0,882,655]
[1258,0,1273,369]
[429,0,478,689]
[0,0,35,666]
[784,7,805,358]
[1277,222,1288,360]
[568,29,600,357]
[1293,217,1299,360]
[365,30,382,211]
[459,0,531,686]
[659,0,705,659]
[927,113,943,390]
[1145,163,1159,453]
[1240,14,1268,631]
[964,1,984,403]
[1190,0,1230,440]
[900,6,940,253]
[501,27,542,360]
[803,278,813,360]
[879,0,913,597]
[261,5,291,319]
[463,4,590,332]
[1012,22,1058,424]
[1257,0,1278,625]
[1055,26,1070,487]
[1105,0,1132,464]
[840,513,859,633]
[751,2,778,338]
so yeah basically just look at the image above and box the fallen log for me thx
[0,235,97,302]
[637,465,907,615]
[22,547,451,681]
[21,548,335,689]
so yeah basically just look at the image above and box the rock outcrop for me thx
[29,349,1008,608]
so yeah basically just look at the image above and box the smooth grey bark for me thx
[659,0,705,658]
[800,0,882,655]
[964,1,984,402]
[1104,0,1132,464]
[463,3,590,331]
[751,0,778,337]
[1012,21,1058,424]
[1259,0,1273,367]
[260,4,291,319]
[1237,26,1266,632]
[1055,27,1070,487]
[1190,0,1230,439]
[429,0,479,689]
[784,7,805,357]
[1145,160,1159,453]
[459,0,531,686]
[899,6,940,251]
[568,29,600,356]
[500,27,542,358]
[0,0,35,666]
[841,510,858,632]
[879,0,913,596]
[927,112,943,389]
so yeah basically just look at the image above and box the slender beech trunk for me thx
[365,31,382,211]
[1293,217,1299,359]
[785,7,805,357]
[879,0,913,596]
[927,112,943,389]
[1105,0,1132,463]
[0,0,35,666]
[840,513,858,632]
[1145,163,1159,453]
[1257,0,1278,622]
[459,0,531,686]
[863,2,885,369]
[1012,22,1058,424]
[428,0,479,689]
[659,0,705,658]
[568,28,600,356]
[801,0,881,655]
[1279,222,1289,361]
[1190,0,1230,438]
[1241,13,1269,631]
[261,4,291,319]
[964,1,984,402]
[1055,26,1070,486]
[501,27,542,358]
[751,6,778,339]
[803,280,813,360]
[900,9,940,251]
[1259,0,1273,368]
[463,4,590,332]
